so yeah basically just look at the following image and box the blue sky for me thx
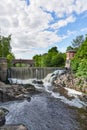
[0,0,87,59]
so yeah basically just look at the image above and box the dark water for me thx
[0,93,87,130]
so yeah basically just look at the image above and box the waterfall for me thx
[7,67,87,108]
[42,70,87,108]
[7,67,62,81]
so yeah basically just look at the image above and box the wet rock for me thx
[53,85,73,99]
[54,72,87,94]
[15,94,31,101]
[23,84,41,94]
[0,109,6,126]
[0,80,41,102]
[23,84,36,92]
[0,108,9,116]
[0,89,15,102]
[79,94,87,103]
[0,124,28,130]
[32,80,43,84]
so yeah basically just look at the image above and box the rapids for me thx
[0,70,87,130]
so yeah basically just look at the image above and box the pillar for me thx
[0,58,7,82]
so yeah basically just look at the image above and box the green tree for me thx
[33,46,65,67]
[48,46,58,53]
[0,35,15,66]
[0,35,12,57]
[66,46,73,51]
[7,53,15,67]
[72,35,84,49]
[33,54,41,67]
[76,59,87,78]
[71,35,87,78]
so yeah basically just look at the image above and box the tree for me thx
[33,55,41,67]
[0,35,15,67]
[48,46,58,53]
[72,35,84,49]
[0,35,11,57]
[76,59,87,78]
[33,46,66,67]
[7,53,15,67]
[66,46,73,51]
[71,35,87,78]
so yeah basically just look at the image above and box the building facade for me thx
[65,50,76,69]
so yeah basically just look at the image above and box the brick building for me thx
[65,50,76,69]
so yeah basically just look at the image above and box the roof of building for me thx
[66,50,76,53]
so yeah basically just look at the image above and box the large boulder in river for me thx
[0,124,28,130]
[0,109,6,126]
[23,84,41,94]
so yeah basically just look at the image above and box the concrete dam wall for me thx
[8,67,61,79]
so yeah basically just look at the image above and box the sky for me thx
[0,0,87,59]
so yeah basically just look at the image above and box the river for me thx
[0,71,87,130]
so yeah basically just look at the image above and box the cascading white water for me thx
[8,69,87,108]
[1,70,87,130]
[42,70,87,108]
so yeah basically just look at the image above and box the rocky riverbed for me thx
[0,70,87,130]
[0,81,41,102]
[53,71,87,93]
[0,80,42,129]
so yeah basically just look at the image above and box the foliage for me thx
[71,35,87,78]
[33,54,42,67]
[0,35,15,66]
[66,46,74,51]
[7,53,15,67]
[76,59,87,78]
[0,35,11,57]
[71,35,84,49]
[33,47,66,67]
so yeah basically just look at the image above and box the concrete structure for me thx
[65,50,76,69]
[0,58,7,82]
[8,67,62,80]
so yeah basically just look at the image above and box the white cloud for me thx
[51,15,76,29]
[0,0,87,58]
[81,28,87,32]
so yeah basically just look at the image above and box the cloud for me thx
[81,28,87,32]
[51,15,76,29]
[0,0,87,58]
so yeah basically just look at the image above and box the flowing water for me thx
[0,70,87,130]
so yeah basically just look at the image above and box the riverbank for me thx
[54,71,87,94]
[0,73,87,130]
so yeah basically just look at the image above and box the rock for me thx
[54,71,87,94]
[23,84,36,92]
[15,94,24,100]
[0,89,15,102]
[0,124,28,130]
[0,81,41,102]
[0,109,6,126]
[32,80,43,84]
[0,108,9,116]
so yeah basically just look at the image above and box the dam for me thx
[7,67,63,79]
